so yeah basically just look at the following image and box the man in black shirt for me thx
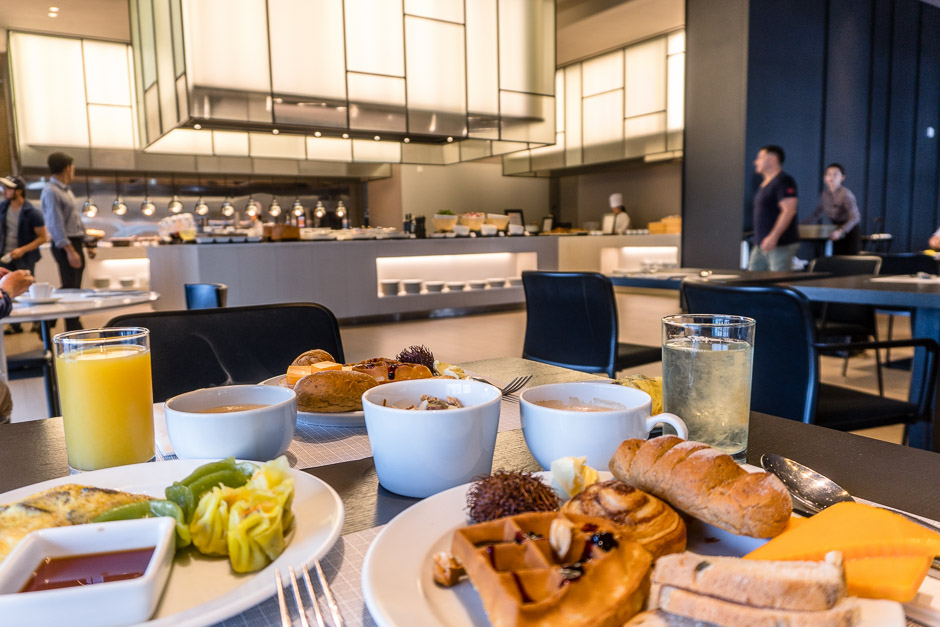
[748,145,800,271]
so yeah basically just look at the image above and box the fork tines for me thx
[276,561,343,627]
[501,375,532,397]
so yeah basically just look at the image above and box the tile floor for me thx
[4,290,913,445]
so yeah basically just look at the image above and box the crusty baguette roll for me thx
[609,436,792,538]
[292,349,336,366]
[651,587,860,627]
[350,358,433,383]
[561,479,686,559]
[293,370,377,412]
[651,551,847,611]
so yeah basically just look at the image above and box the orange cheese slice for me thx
[286,362,342,386]
[745,502,940,562]
[843,555,933,602]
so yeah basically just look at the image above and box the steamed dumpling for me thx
[189,486,232,556]
[227,491,286,573]
[245,456,295,532]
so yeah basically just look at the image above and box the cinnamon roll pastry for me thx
[561,479,686,559]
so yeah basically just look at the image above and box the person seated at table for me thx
[0,268,35,424]
[0,176,47,335]
[803,162,861,255]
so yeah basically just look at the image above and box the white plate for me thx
[0,459,344,627]
[14,296,62,306]
[260,375,365,427]
[362,470,906,627]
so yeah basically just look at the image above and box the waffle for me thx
[451,511,653,627]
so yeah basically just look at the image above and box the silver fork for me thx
[276,561,345,627]
[472,375,532,402]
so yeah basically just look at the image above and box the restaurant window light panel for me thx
[129,0,557,165]
[503,29,685,176]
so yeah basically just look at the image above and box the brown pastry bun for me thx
[350,358,433,384]
[562,479,686,559]
[293,370,377,412]
[292,349,336,366]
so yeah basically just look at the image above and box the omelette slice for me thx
[0,484,152,562]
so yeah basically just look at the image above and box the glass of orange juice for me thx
[54,328,155,472]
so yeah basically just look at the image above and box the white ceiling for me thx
[0,0,129,52]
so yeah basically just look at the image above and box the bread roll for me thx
[561,479,686,559]
[609,436,792,538]
[291,349,336,366]
[350,358,433,383]
[293,370,377,412]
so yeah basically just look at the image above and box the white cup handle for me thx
[644,412,688,440]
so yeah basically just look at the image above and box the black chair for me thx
[521,271,661,378]
[807,255,884,394]
[681,280,938,450]
[874,253,940,367]
[107,303,344,402]
[184,283,228,309]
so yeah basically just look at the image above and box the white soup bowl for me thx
[362,378,501,497]
[520,382,687,470]
[165,384,296,460]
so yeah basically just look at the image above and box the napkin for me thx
[153,403,175,457]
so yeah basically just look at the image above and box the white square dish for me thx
[0,517,176,627]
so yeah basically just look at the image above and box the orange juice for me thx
[56,344,154,471]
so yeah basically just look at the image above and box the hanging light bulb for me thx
[195,198,209,215]
[168,195,183,213]
[221,200,235,217]
[141,199,155,216]
[314,201,326,219]
[83,198,98,217]
[292,199,304,217]
[268,197,281,217]
[245,196,260,217]
[112,174,127,215]
[335,200,346,219]
[82,176,98,217]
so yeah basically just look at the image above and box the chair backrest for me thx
[808,255,882,275]
[875,253,940,276]
[107,303,344,402]
[521,271,618,376]
[184,283,228,309]
[681,280,818,423]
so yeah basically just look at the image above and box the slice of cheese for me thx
[745,502,940,602]
[285,365,313,386]
[843,555,933,602]
[745,502,940,562]
[310,361,342,372]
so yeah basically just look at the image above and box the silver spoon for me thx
[761,453,940,534]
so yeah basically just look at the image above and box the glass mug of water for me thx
[54,328,155,472]
[661,315,756,462]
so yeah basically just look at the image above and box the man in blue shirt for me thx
[748,145,800,271]
[40,152,85,331]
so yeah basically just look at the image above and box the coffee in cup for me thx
[520,382,688,469]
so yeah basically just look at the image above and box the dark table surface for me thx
[610,269,828,290]
[787,274,940,308]
[3,410,939,533]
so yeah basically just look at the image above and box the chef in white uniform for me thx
[609,193,630,234]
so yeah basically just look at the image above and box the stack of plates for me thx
[402,280,422,294]
[445,282,465,292]
[424,281,445,293]
[507,277,523,287]
[468,280,487,290]
[487,277,505,288]
[379,280,400,296]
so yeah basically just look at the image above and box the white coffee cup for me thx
[28,283,53,299]
[519,382,688,470]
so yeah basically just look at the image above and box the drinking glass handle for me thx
[645,412,689,440]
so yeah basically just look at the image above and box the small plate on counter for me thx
[467,280,487,290]
[14,296,63,306]
[445,282,466,292]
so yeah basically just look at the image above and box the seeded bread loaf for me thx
[608,436,792,538]
[651,586,860,627]
[651,551,847,611]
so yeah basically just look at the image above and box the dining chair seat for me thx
[521,271,660,378]
[815,383,920,431]
[184,283,228,309]
[107,303,344,402]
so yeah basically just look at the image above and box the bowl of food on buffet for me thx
[361,377,502,497]
[485,213,510,230]
[424,281,445,293]
[431,213,459,232]
[479,224,498,237]
[453,225,471,237]
[458,212,485,232]
[164,384,297,460]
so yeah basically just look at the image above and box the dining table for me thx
[786,274,940,452]
[608,268,829,291]
[1,356,939,626]
[2,289,160,416]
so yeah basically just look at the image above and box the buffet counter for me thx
[147,233,681,320]
[34,243,151,291]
